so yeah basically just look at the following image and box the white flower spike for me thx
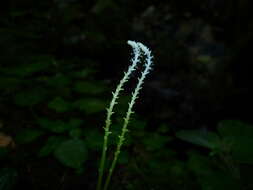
[97,40,154,190]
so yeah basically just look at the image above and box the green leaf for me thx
[68,118,83,128]
[158,124,170,133]
[45,74,71,87]
[54,139,87,169]
[197,55,212,64]
[187,151,213,175]
[92,0,117,14]
[176,129,220,149]
[48,97,71,112]
[188,151,240,190]
[131,119,146,130]
[69,128,83,138]
[37,118,70,133]
[74,81,107,95]
[230,136,253,164]
[38,136,66,157]
[85,129,103,151]
[218,120,253,137]
[74,98,106,114]
[218,120,253,164]
[15,129,44,144]
[142,133,171,150]
[3,56,52,77]
[69,68,96,79]
[14,88,47,106]
[0,77,20,90]
[38,118,83,133]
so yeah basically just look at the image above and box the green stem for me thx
[96,41,140,190]
[103,41,153,190]
[96,129,109,190]
[103,124,127,190]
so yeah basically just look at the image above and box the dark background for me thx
[1,0,253,190]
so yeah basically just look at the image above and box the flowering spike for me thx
[97,41,154,190]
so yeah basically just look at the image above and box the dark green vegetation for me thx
[1,0,253,190]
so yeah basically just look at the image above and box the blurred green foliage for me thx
[176,120,253,190]
[1,52,253,189]
[0,0,253,190]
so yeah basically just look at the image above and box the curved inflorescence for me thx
[97,40,153,190]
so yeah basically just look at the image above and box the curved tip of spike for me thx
[127,40,138,47]
[127,40,134,45]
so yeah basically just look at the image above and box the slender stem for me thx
[103,42,153,190]
[103,118,129,190]
[96,41,140,190]
[96,121,110,190]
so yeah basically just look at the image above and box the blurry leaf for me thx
[218,120,253,164]
[188,151,240,190]
[15,129,44,144]
[197,55,212,64]
[38,118,83,134]
[218,120,253,137]
[69,118,83,128]
[92,0,117,14]
[85,129,103,151]
[69,69,96,79]
[188,151,213,175]
[3,57,52,77]
[69,128,83,138]
[10,10,28,17]
[176,129,220,149]
[0,77,20,90]
[74,98,106,114]
[131,119,146,130]
[37,118,70,133]
[142,133,171,150]
[45,74,71,87]
[158,124,170,133]
[230,136,253,164]
[74,81,107,95]
[130,119,147,137]
[14,88,47,106]
[199,171,240,190]
[148,158,172,175]
[169,161,185,176]
[48,97,71,112]
[54,139,87,169]
[38,136,66,157]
